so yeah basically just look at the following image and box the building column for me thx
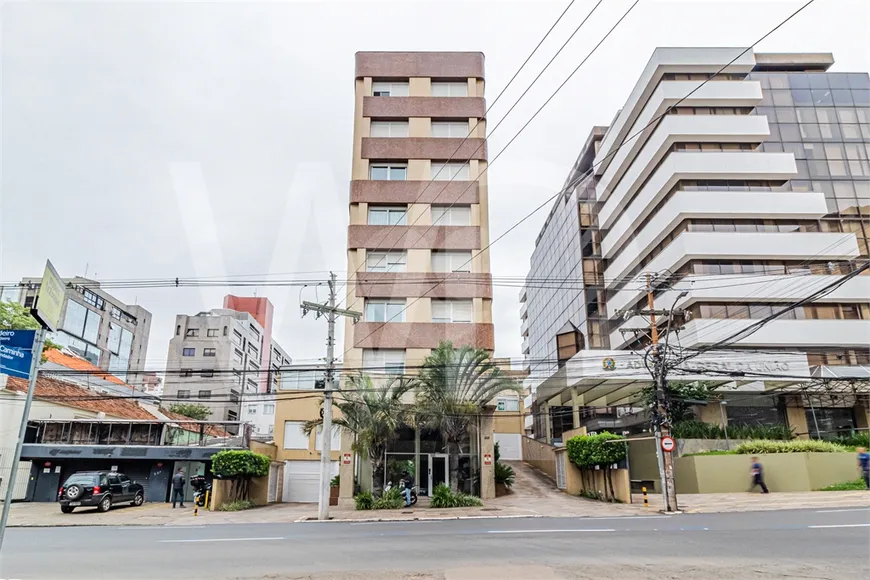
[854,395,870,431]
[571,390,581,430]
[543,403,552,444]
[698,401,727,428]
[480,412,495,501]
[784,395,810,440]
[338,428,355,508]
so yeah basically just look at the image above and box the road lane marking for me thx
[809,524,870,529]
[814,508,870,513]
[580,516,671,520]
[487,529,615,534]
[159,536,284,543]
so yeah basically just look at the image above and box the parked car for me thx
[58,471,144,513]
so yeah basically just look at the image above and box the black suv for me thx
[58,471,145,513]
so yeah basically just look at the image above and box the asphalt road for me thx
[1,508,868,579]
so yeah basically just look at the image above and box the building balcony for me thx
[350,179,479,205]
[677,318,870,349]
[603,190,828,260]
[594,47,758,177]
[607,231,861,316]
[599,151,797,230]
[363,96,485,119]
[361,137,487,161]
[354,272,492,299]
[352,322,494,350]
[596,79,763,198]
[348,225,481,251]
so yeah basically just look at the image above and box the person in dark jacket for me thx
[172,468,186,508]
[749,456,769,494]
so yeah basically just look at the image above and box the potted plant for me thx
[329,475,340,506]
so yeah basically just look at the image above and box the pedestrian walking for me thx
[171,468,186,508]
[857,447,870,490]
[749,456,769,493]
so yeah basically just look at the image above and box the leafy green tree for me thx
[416,341,521,492]
[211,449,270,502]
[305,374,412,495]
[0,300,61,360]
[639,380,713,424]
[168,403,212,421]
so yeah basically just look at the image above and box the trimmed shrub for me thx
[836,433,870,449]
[672,420,793,441]
[565,432,626,501]
[429,483,482,508]
[733,439,848,455]
[819,478,866,491]
[373,487,405,510]
[211,450,271,502]
[354,491,374,511]
[494,462,515,488]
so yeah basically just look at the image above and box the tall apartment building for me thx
[343,52,494,373]
[163,296,290,434]
[523,48,870,440]
[6,276,151,385]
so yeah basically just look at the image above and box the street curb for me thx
[294,514,545,523]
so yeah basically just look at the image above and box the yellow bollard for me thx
[642,486,649,508]
[205,489,211,511]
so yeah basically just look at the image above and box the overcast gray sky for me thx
[2,0,869,372]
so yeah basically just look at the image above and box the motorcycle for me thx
[385,480,418,506]
[189,475,212,508]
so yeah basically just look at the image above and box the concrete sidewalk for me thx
[4,489,867,527]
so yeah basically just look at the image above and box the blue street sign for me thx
[0,329,37,379]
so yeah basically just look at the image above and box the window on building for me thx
[431,299,473,323]
[362,349,405,375]
[432,82,468,97]
[207,329,219,337]
[233,370,243,385]
[223,326,228,336]
[365,300,406,322]
[372,81,409,97]
[497,397,520,412]
[62,301,102,345]
[182,347,196,357]
[315,425,342,452]
[177,390,191,399]
[431,205,472,226]
[370,120,409,138]
[247,344,259,357]
[180,370,193,378]
[111,307,122,321]
[263,404,275,415]
[227,410,238,421]
[247,378,258,391]
[369,163,408,181]
[249,324,260,340]
[233,329,243,345]
[176,325,181,336]
[185,329,199,337]
[201,347,215,357]
[233,349,244,364]
[368,205,408,226]
[200,369,214,378]
[283,421,309,449]
[366,251,407,272]
[247,406,257,415]
[81,289,105,310]
[431,162,470,181]
[431,251,472,272]
[431,121,469,138]
[198,390,211,399]
[23,296,34,308]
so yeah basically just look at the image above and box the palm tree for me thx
[305,373,411,496]
[416,341,521,492]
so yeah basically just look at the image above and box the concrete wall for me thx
[675,453,859,494]
[211,475,269,509]
[563,458,631,504]
[522,436,558,481]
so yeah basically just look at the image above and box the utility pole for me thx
[619,274,686,513]
[301,272,360,520]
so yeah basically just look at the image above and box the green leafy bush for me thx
[429,483,482,508]
[836,433,870,449]
[373,487,405,510]
[733,439,848,454]
[565,432,627,468]
[672,420,793,441]
[819,478,867,491]
[330,475,340,488]
[354,491,374,510]
[494,462,515,488]
[217,499,257,511]
[579,490,602,500]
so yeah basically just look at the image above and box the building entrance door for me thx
[429,453,448,493]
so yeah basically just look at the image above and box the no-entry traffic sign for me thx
[661,436,676,453]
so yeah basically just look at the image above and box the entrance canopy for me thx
[533,350,813,408]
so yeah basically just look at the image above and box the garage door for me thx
[494,433,522,461]
[283,460,338,503]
